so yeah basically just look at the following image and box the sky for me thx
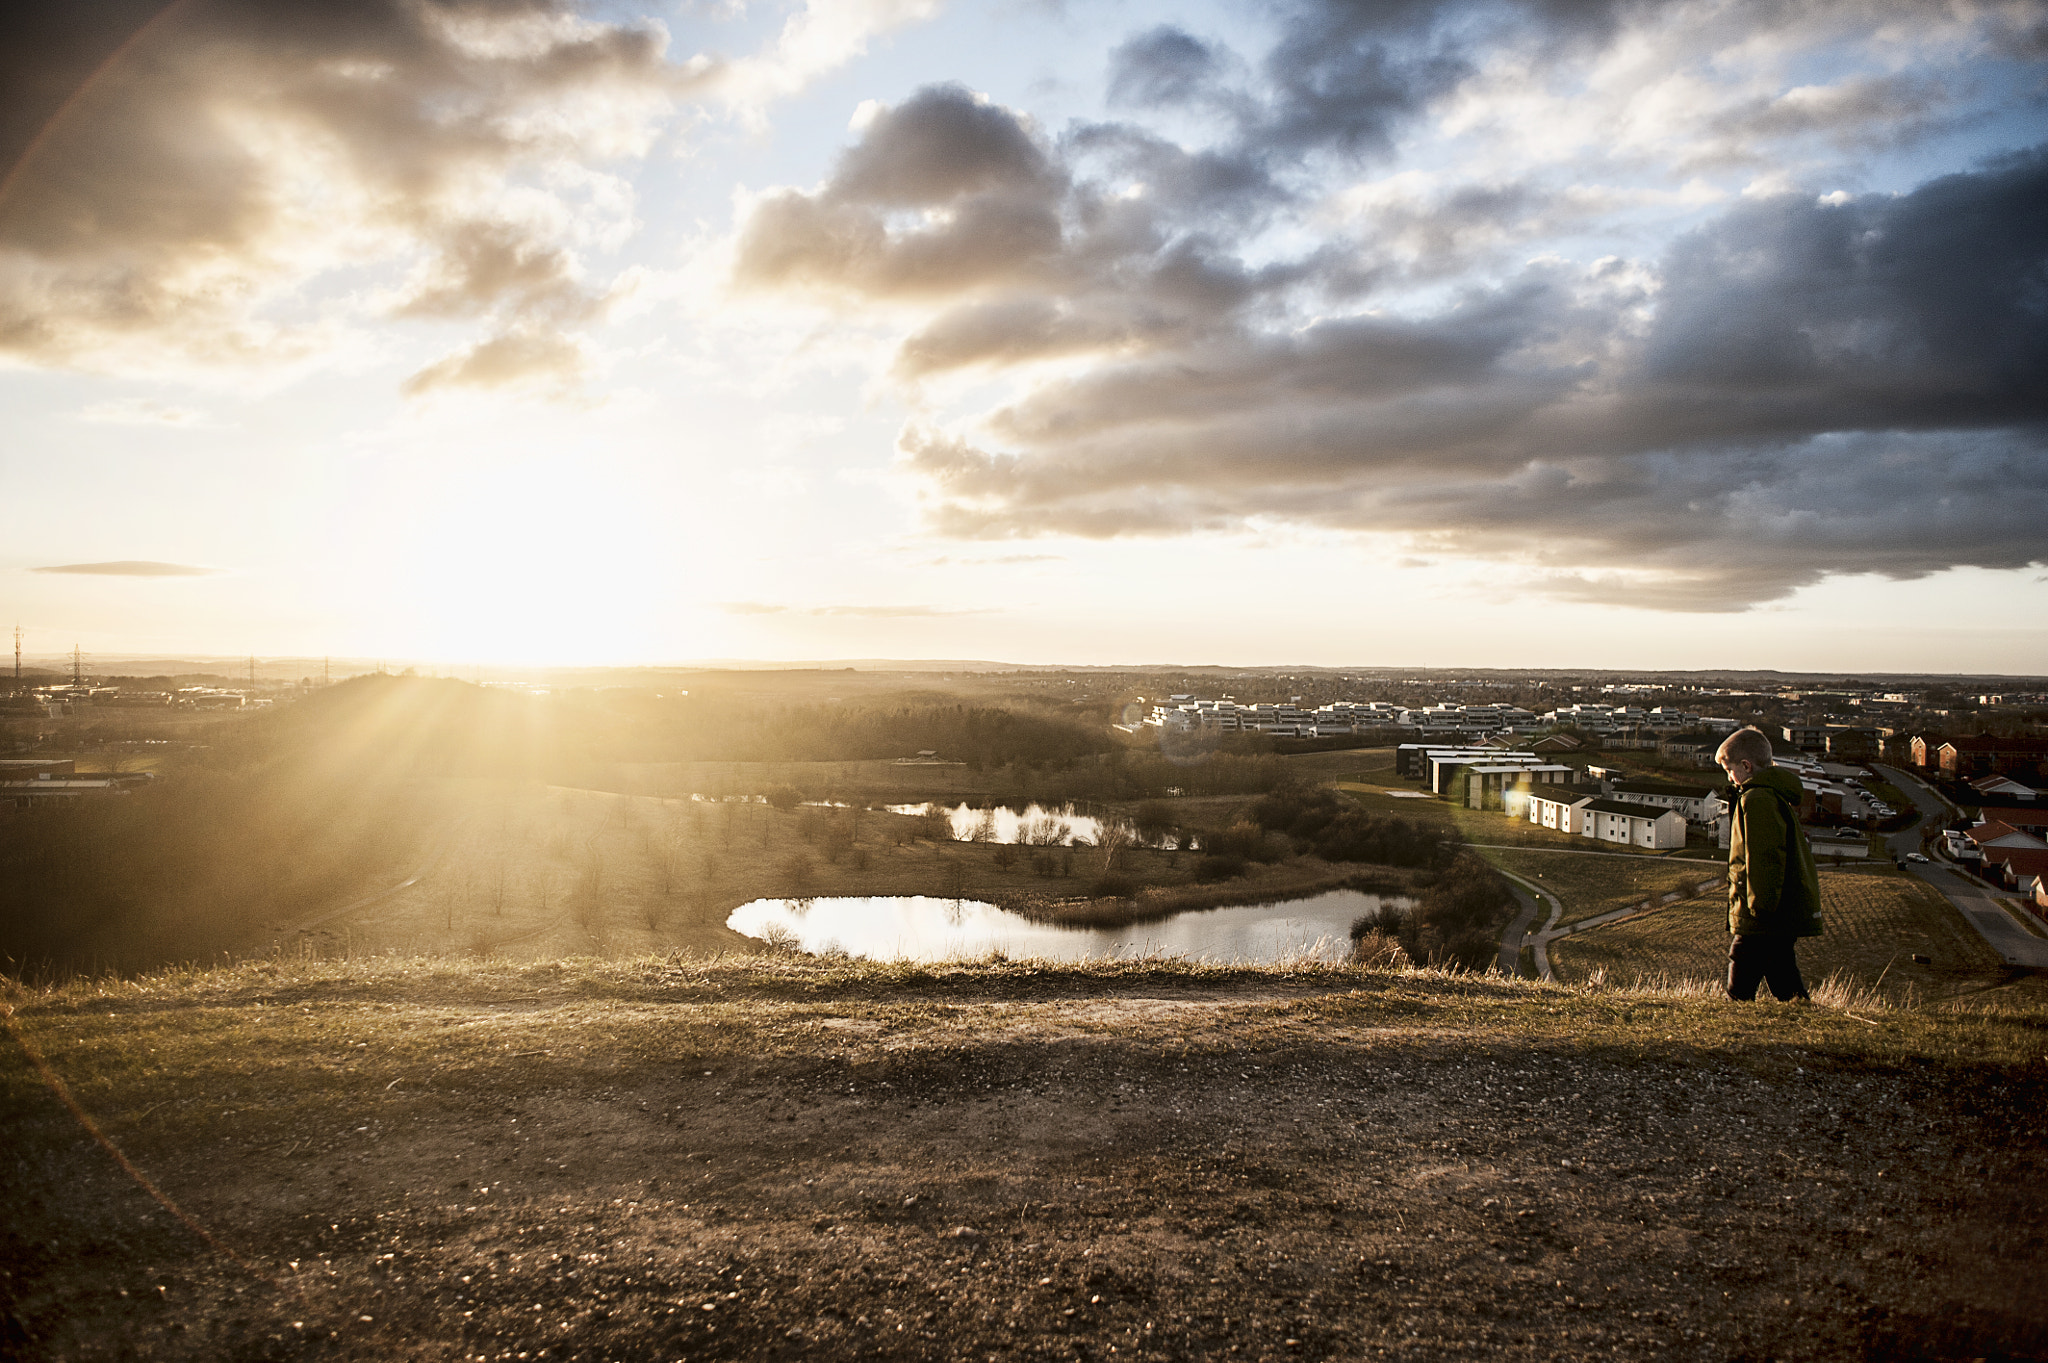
[2,0,2046,674]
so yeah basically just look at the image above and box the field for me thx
[1549,868,2010,1004]
[4,956,2045,1362]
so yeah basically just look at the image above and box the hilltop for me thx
[4,956,2045,1362]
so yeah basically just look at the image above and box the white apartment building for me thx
[1579,799,1690,849]
[1526,791,1594,833]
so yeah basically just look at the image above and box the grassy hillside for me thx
[3,957,2044,1362]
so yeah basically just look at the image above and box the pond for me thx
[726,888,1412,965]
[882,801,1184,848]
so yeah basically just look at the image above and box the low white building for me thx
[1579,799,1689,849]
[1608,780,1725,826]
[1527,791,1595,833]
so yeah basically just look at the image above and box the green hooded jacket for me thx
[1727,765,1824,937]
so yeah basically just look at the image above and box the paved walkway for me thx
[1489,868,1564,979]
[1469,843,1723,864]
[1494,878,1562,977]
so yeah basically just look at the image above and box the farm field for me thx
[1549,868,2010,1005]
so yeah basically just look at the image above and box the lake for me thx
[726,888,1411,965]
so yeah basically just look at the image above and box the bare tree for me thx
[1098,820,1132,876]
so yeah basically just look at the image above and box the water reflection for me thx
[881,801,1187,848]
[727,889,1412,965]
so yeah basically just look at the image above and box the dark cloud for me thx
[835,83,1056,206]
[0,0,701,385]
[1106,26,1235,110]
[725,1,2048,609]
[1251,0,1470,163]
[735,84,1068,300]
[885,150,2048,609]
[31,561,218,577]
[1631,146,2048,440]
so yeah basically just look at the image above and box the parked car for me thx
[1906,852,1930,863]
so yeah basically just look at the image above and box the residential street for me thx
[1875,764,2048,969]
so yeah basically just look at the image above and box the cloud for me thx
[31,560,218,577]
[400,327,588,398]
[0,1,716,388]
[734,83,1068,302]
[1106,26,1237,111]
[722,1,2048,610]
[901,151,2048,606]
[1710,73,1953,149]
[713,0,942,109]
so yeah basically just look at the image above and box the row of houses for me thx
[1145,696,1742,741]
[1946,814,2048,903]
[1907,735,2048,781]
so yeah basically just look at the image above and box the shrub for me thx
[1193,853,1248,883]
[1132,800,1176,838]
[1200,820,1283,863]
[1401,851,1516,968]
[1349,929,1408,970]
[1089,873,1137,899]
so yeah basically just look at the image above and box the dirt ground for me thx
[5,964,2046,1363]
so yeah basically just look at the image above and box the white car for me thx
[1906,852,1930,863]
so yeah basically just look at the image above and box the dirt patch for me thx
[4,968,2045,1363]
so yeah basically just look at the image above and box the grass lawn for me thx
[1549,867,2008,1004]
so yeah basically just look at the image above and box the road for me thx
[1494,875,1561,977]
[1874,763,2048,969]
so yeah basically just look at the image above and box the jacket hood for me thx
[1744,765,1806,803]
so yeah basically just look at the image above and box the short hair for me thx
[1717,726,1776,769]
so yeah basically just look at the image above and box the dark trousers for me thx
[1727,934,1809,1001]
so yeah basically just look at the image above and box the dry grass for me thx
[9,951,2045,1361]
[1549,867,2007,1006]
